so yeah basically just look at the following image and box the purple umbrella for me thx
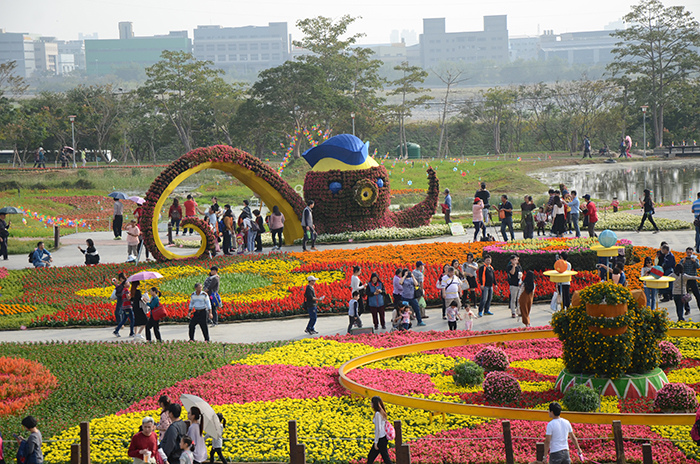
[127,271,164,282]
[129,196,145,205]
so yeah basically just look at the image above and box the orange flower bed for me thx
[290,241,491,265]
[0,357,58,417]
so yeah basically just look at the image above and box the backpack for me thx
[385,420,395,440]
[250,220,260,233]
[691,419,700,445]
[28,250,35,264]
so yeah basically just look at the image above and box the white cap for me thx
[307,275,318,282]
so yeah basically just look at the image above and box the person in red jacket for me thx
[128,417,158,463]
[582,194,598,238]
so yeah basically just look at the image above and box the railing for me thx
[66,418,665,464]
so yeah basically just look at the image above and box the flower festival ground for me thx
[2,330,700,464]
[2,238,700,463]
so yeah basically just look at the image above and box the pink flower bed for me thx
[347,369,440,397]
[403,420,698,464]
[118,364,347,414]
[119,364,439,415]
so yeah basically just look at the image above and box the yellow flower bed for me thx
[0,304,40,316]
[668,336,700,359]
[75,260,345,305]
[232,339,378,368]
[521,381,555,392]
[430,374,483,394]
[44,397,489,464]
[667,366,700,384]
[511,359,564,377]
[368,354,457,376]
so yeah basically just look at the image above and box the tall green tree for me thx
[608,0,700,147]
[387,62,430,158]
[293,15,386,138]
[140,51,235,152]
[249,60,331,158]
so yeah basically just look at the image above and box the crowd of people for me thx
[163,196,317,255]
[110,266,221,341]
[468,182,601,242]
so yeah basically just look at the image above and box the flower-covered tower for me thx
[302,134,439,234]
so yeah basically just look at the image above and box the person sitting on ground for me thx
[31,242,52,268]
[78,238,100,265]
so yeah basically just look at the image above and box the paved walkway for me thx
[1,212,688,344]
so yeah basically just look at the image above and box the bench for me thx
[349,327,374,335]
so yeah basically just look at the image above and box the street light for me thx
[641,106,648,158]
[350,112,355,136]
[69,115,77,168]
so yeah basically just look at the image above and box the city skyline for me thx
[4,0,697,44]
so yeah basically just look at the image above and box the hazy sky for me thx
[2,0,700,43]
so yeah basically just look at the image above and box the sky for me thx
[2,0,700,44]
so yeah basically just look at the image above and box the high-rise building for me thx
[33,37,59,74]
[193,22,289,76]
[57,39,86,71]
[85,23,191,76]
[419,16,509,68]
[0,29,35,77]
[118,22,134,40]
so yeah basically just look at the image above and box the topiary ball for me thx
[659,340,683,369]
[598,229,618,248]
[474,346,510,372]
[654,382,699,412]
[452,361,484,387]
[563,384,600,412]
[483,371,521,404]
[554,259,568,273]
[650,265,664,279]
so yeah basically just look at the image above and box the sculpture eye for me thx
[329,182,342,194]
[376,178,385,188]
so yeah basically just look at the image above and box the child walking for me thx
[445,301,461,331]
[347,291,362,333]
[366,396,392,464]
[179,436,194,464]
[209,413,227,464]
[535,207,547,236]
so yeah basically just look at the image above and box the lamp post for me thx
[69,115,77,168]
[641,106,648,158]
[350,112,355,136]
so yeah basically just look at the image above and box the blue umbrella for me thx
[108,191,128,200]
[0,206,22,214]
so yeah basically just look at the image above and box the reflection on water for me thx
[531,160,700,203]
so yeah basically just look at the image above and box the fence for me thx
[66,418,665,464]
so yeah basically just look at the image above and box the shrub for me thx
[562,384,600,412]
[653,383,699,412]
[659,341,682,369]
[474,346,509,372]
[483,371,521,404]
[452,361,484,387]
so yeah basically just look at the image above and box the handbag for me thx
[498,209,506,220]
[151,305,168,321]
[109,289,118,301]
[681,276,693,304]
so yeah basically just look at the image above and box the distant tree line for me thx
[0,0,698,165]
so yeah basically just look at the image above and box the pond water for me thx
[530,159,700,203]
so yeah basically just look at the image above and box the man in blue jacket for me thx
[32,242,52,268]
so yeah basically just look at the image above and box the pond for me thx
[530,159,700,203]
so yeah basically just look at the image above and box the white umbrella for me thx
[180,394,222,441]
